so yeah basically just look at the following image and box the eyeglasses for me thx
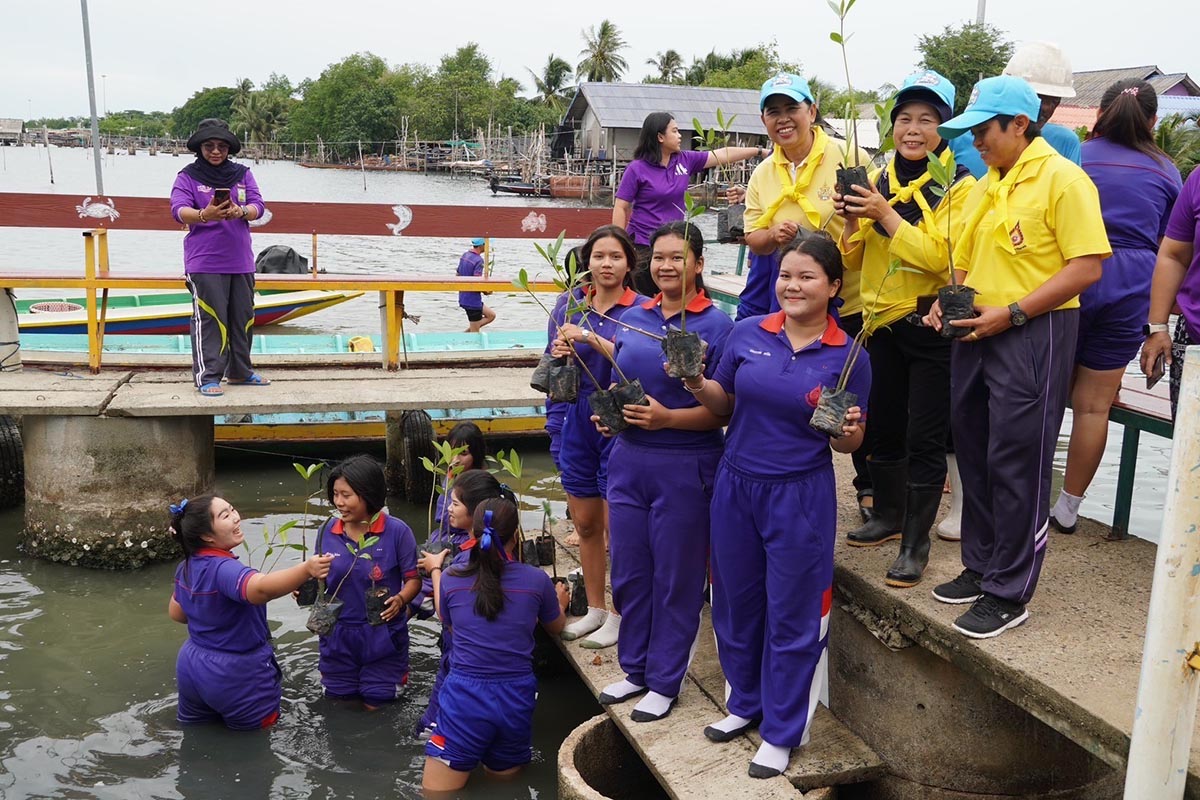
[201,141,229,152]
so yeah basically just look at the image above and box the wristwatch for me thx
[1143,323,1169,336]
[1008,302,1028,327]
[580,329,592,341]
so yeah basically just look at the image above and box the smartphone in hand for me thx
[212,188,230,206]
[1146,353,1166,390]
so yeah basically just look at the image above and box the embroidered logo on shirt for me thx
[749,348,771,357]
[805,384,822,408]
[1010,222,1026,250]
[818,185,832,201]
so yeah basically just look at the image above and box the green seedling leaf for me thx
[359,553,372,560]
[419,456,437,473]
[288,543,306,551]
[363,535,380,548]
[930,186,946,198]
[278,520,297,535]
[830,31,843,44]
[293,462,309,480]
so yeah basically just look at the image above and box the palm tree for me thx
[1156,113,1200,179]
[528,55,574,111]
[646,50,684,84]
[231,92,287,145]
[231,78,254,118]
[577,20,629,83]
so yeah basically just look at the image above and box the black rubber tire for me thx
[0,415,24,509]
[400,410,435,501]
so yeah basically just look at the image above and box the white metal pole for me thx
[80,0,104,194]
[1124,346,1200,798]
[976,0,986,24]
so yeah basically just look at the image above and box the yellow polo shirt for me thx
[955,137,1110,310]
[745,136,872,315]
[839,165,977,328]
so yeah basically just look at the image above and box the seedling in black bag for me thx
[924,148,976,338]
[661,194,708,379]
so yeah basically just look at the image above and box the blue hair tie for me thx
[169,498,189,516]
[480,509,494,551]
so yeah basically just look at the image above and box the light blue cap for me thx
[937,76,1040,138]
[471,237,486,247]
[893,70,956,122]
[760,73,815,111]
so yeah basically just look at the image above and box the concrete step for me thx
[543,528,884,798]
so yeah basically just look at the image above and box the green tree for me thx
[646,50,684,84]
[686,43,799,90]
[171,86,238,137]
[528,55,574,110]
[288,52,391,151]
[1156,114,1200,179]
[577,20,628,82]
[261,72,294,98]
[916,22,1013,114]
[231,92,290,144]
[98,110,171,137]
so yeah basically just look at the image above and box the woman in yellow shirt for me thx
[835,71,975,589]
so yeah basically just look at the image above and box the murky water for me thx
[0,446,595,799]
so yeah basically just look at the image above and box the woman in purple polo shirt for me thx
[168,495,333,729]
[686,233,867,778]
[169,118,267,397]
[1142,156,1200,418]
[1050,80,1181,533]
[614,112,769,295]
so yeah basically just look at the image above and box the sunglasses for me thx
[201,141,230,152]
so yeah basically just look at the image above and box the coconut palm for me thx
[646,50,684,84]
[577,20,629,83]
[231,77,254,117]
[1156,113,1200,179]
[231,92,287,145]
[528,55,574,111]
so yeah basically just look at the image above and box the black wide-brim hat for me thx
[187,118,242,155]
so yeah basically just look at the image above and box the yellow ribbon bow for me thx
[750,126,830,231]
[953,142,1054,263]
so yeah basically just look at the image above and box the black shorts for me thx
[463,306,484,322]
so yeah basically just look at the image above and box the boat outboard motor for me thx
[255,245,311,274]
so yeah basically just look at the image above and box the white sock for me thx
[708,713,754,734]
[600,678,644,702]
[633,691,674,718]
[1052,490,1083,527]
[751,741,792,773]
[561,607,606,641]
[580,612,620,649]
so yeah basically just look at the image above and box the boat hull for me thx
[16,289,363,335]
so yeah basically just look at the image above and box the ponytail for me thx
[460,498,519,621]
[169,495,218,560]
[1091,79,1168,164]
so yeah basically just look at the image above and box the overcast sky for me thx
[3,0,1196,119]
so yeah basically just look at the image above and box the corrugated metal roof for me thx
[1159,96,1200,117]
[563,83,766,135]
[1067,67,1200,108]
[1049,106,1097,130]
[0,119,24,136]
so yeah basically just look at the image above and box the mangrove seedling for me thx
[925,149,975,338]
[810,257,920,436]
[306,511,382,636]
[537,499,558,578]
[419,438,468,549]
[491,448,542,566]
[661,193,708,378]
[293,460,325,606]
[830,0,870,197]
[364,563,389,626]
[514,233,603,402]
[564,290,650,434]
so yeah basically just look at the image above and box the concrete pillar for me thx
[21,416,214,568]
[557,714,665,800]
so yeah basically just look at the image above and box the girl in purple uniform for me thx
[416,470,518,737]
[168,495,333,729]
[550,225,646,649]
[687,234,868,777]
[422,498,569,793]
[614,112,769,295]
[1050,79,1182,533]
[315,455,421,710]
[595,221,734,723]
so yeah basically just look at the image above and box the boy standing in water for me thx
[925,76,1109,639]
[457,238,496,332]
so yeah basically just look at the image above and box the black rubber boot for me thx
[885,484,943,587]
[846,460,907,546]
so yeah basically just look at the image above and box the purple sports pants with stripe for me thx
[950,309,1078,605]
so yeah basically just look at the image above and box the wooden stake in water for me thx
[358,140,367,191]
[43,127,54,185]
